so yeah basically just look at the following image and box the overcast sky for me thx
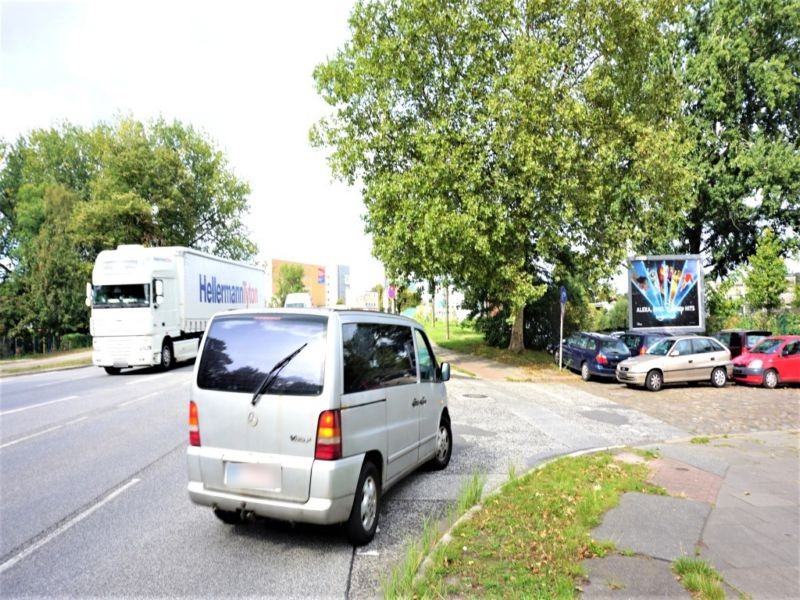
[0,0,386,292]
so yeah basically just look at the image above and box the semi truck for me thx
[87,245,265,374]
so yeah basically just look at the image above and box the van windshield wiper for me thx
[251,343,308,407]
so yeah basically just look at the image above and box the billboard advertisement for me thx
[627,255,704,332]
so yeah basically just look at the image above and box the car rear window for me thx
[600,340,629,354]
[343,323,416,394]
[197,314,327,394]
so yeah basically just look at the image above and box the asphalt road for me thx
[0,365,688,598]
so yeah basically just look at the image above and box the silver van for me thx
[186,309,452,545]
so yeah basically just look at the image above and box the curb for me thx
[412,443,627,587]
[0,360,94,379]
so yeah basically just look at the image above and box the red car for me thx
[732,335,800,388]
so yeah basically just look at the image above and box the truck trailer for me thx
[87,245,265,374]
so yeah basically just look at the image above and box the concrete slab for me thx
[591,493,710,561]
[581,555,690,599]
[647,457,723,504]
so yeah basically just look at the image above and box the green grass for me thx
[673,557,726,600]
[408,453,662,599]
[381,472,486,598]
[691,437,711,445]
[0,357,92,376]
[417,317,562,378]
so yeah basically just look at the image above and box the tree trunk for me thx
[508,304,525,353]
[429,279,436,327]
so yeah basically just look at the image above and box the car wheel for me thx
[429,418,452,470]
[763,369,779,389]
[645,369,663,392]
[160,341,174,371]
[213,507,243,525]
[581,362,591,381]
[346,461,380,546]
[104,367,121,375]
[710,367,727,388]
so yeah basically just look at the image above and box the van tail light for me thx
[189,401,201,447]
[596,353,609,365]
[315,409,341,460]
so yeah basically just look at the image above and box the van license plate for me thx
[225,462,281,491]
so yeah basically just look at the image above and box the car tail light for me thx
[315,410,341,460]
[189,401,201,447]
[596,353,609,365]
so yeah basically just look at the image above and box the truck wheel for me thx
[160,341,174,371]
[346,461,380,546]
[104,367,121,375]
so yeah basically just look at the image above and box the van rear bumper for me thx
[187,452,364,526]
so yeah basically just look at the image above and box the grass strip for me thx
[409,453,661,599]
[673,557,726,600]
[0,357,92,376]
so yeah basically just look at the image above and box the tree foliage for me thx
[744,228,789,315]
[0,117,256,341]
[673,0,800,275]
[314,0,692,351]
[272,263,307,307]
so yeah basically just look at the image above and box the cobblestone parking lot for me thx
[569,378,800,435]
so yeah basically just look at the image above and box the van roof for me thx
[217,307,422,326]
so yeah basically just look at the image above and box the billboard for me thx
[627,255,704,332]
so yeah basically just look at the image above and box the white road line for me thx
[0,425,64,450]
[0,396,79,417]
[0,478,141,575]
[119,392,159,407]
[125,373,172,386]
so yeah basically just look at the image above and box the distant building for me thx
[266,259,350,307]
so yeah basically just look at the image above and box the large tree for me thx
[675,0,800,276]
[745,228,789,316]
[0,117,257,341]
[313,0,692,351]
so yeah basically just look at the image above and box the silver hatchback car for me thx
[616,335,732,391]
[186,309,452,544]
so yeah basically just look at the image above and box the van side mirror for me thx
[85,282,92,307]
[154,279,164,306]
[437,362,451,382]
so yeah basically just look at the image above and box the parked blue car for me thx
[560,332,631,380]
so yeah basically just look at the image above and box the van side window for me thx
[414,329,435,382]
[342,323,416,394]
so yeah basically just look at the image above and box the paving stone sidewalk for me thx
[583,430,800,599]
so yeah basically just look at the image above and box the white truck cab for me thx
[88,245,264,374]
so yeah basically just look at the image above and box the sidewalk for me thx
[433,344,534,381]
[584,431,799,599]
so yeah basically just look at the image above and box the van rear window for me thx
[197,315,327,395]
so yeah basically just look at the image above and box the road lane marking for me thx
[0,425,64,450]
[125,373,172,385]
[0,396,79,417]
[0,478,141,575]
[119,392,159,407]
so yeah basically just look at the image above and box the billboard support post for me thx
[559,286,567,370]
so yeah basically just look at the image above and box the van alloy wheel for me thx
[429,419,452,470]
[360,475,377,532]
[346,461,380,545]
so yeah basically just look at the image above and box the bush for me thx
[60,333,92,350]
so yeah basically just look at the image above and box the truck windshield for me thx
[92,284,150,308]
[197,314,327,395]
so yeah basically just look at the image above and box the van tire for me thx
[346,461,380,546]
[160,341,174,371]
[104,367,121,375]
[213,508,243,525]
[429,418,452,470]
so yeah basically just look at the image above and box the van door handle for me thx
[688,360,693,363]
[412,399,420,407]
[419,397,427,405]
